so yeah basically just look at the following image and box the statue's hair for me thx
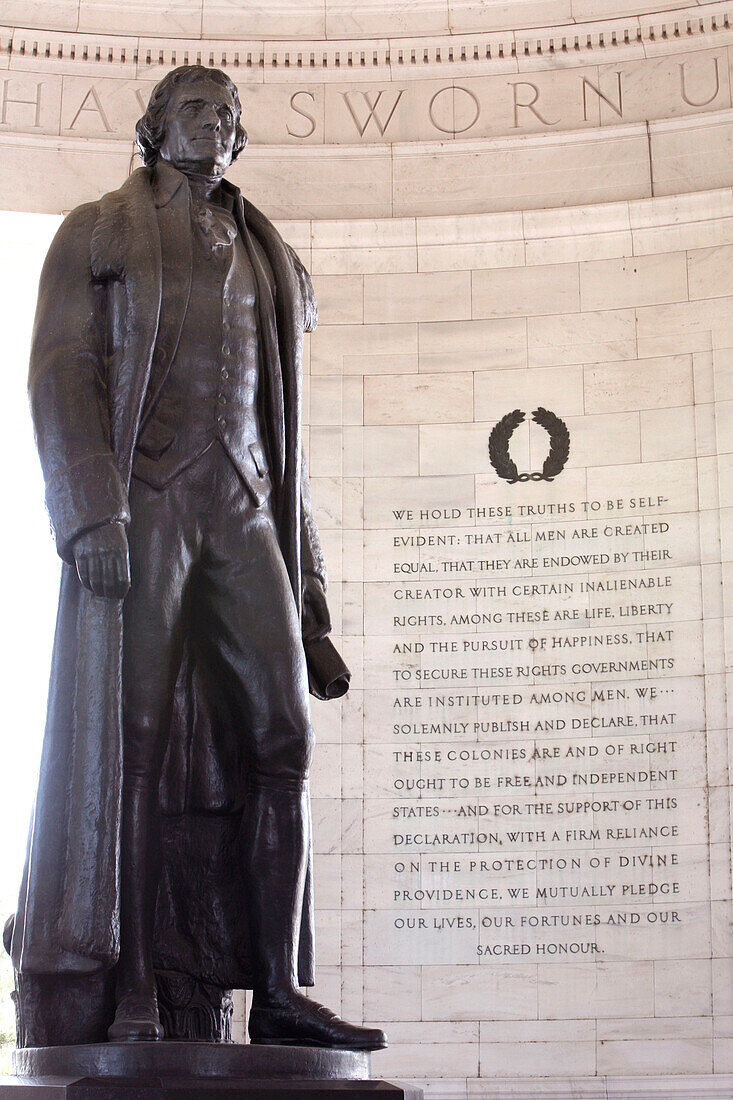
[135,65,248,167]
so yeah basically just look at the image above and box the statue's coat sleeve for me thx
[28,204,131,563]
[13,171,161,977]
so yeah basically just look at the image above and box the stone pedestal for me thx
[0,1044,421,1099]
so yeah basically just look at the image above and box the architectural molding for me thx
[3,0,732,41]
[0,3,730,76]
[0,36,730,155]
[0,3,729,216]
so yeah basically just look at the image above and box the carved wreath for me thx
[488,407,570,483]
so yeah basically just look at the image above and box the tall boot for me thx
[244,783,387,1051]
[108,779,165,1042]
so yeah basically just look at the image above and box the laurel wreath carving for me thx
[488,409,525,483]
[488,406,570,483]
[533,406,570,479]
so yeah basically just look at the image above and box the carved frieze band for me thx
[0,3,730,74]
[0,46,729,147]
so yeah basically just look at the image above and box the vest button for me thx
[218,395,227,406]
[218,416,226,428]
[223,344,231,357]
[221,368,229,380]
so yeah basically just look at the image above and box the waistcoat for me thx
[132,199,272,506]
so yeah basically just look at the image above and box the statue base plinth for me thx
[1,1044,422,1099]
[0,1081,417,1098]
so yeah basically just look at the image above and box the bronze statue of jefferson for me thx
[11,64,385,1053]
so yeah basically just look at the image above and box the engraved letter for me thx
[509,82,558,128]
[342,89,405,138]
[1,80,43,128]
[582,73,623,121]
[288,90,317,138]
[680,56,720,107]
[68,86,112,132]
[429,86,480,135]
[134,86,150,113]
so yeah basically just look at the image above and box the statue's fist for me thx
[73,522,131,599]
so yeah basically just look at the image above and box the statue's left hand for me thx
[72,522,131,599]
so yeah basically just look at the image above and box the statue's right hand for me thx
[73,522,131,599]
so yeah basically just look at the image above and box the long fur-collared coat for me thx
[11,162,330,991]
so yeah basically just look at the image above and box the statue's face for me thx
[158,79,238,176]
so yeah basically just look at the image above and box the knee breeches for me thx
[121,443,314,793]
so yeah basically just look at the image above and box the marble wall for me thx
[286,187,733,1096]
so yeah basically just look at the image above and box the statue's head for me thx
[135,65,248,176]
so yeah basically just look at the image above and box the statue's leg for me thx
[241,781,310,1003]
[108,775,166,1042]
[110,472,199,1042]
[196,459,386,1050]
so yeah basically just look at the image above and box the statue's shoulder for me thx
[92,168,155,279]
[38,200,101,288]
[58,169,151,232]
[50,200,100,252]
[47,169,154,278]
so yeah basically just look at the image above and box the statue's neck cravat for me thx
[191,199,238,253]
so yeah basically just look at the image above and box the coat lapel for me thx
[139,164,193,432]
[235,192,304,606]
[91,167,164,485]
[234,198,286,490]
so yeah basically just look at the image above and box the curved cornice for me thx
[3,0,731,41]
[0,2,730,216]
[0,2,730,76]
